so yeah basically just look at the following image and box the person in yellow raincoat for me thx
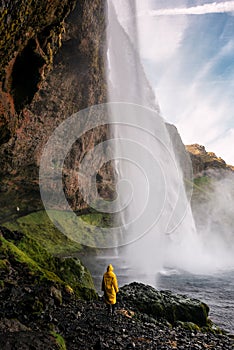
[102,264,119,315]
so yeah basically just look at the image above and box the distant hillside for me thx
[186,144,234,177]
[186,144,234,249]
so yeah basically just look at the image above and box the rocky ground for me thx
[0,291,233,350]
[1,226,234,349]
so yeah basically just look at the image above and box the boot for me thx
[111,304,115,316]
[107,304,112,316]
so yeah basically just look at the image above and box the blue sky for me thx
[136,0,234,164]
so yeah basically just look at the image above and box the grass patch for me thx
[192,176,213,203]
[80,212,113,227]
[4,210,82,256]
[193,176,211,187]
[4,210,114,253]
[51,331,67,350]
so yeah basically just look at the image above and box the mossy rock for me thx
[202,319,225,335]
[176,321,201,332]
[19,295,44,315]
[51,332,67,350]
[191,176,213,203]
[0,280,4,290]
[0,226,97,300]
[0,330,66,349]
[4,210,114,254]
[119,282,209,327]
[3,210,82,256]
[0,259,10,271]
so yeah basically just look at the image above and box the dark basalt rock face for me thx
[0,0,116,222]
[0,0,77,142]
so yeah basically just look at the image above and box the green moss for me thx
[4,209,114,252]
[176,321,200,331]
[202,319,225,335]
[31,298,44,313]
[192,176,214,203]
[51,331,67,350]
[80,212,113,227]
[2,209,115,299]
[0,232,96,299]
[0,259,9,271]
[0,236,62,284]
[151,302,164,318]
[194,176,211,187]
[4,210,82,256]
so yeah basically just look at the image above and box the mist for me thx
[165,170,234,274]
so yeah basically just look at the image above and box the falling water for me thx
[105,1,196,284]
[105,0,234,284]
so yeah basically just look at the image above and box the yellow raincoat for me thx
[102,264,119,305]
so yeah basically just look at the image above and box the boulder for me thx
[119,282,209,327]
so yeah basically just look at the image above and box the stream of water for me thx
[157,268,234,334]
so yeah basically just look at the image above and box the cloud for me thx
[148,1,234,16]
[114,0,188,63]
[137,15,188,62]
[112,0,234,164]
[175,86,232,143]
[149,13,234,165]
[156,59,234,163]
[192,39,234,81]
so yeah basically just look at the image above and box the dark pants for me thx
[107,303,115,315]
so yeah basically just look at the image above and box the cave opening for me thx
[11,39,45,113]
[0,124,11,145]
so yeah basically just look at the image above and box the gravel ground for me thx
[30,297,234,350]
[0,283,233,349]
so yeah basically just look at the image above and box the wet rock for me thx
[50,286,63,306]
[119,282,209,327]
[0,331,62,349]
[0,318,30,332]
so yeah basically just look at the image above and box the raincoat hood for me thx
[107,264,114,272]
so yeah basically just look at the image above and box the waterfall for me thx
[105,0,234,281]
[105,1,197,284]
[39,1,234,291]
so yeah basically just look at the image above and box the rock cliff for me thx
[0,0,116,223]
[186,144,234,177]
[0,0,77,142]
